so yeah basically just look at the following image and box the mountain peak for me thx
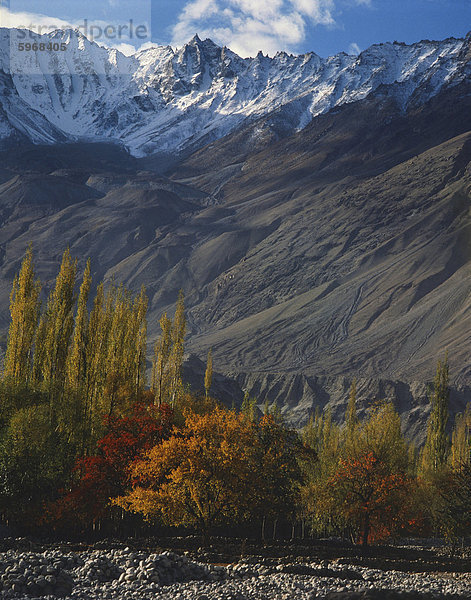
[189,33,201,44]
[186,34,220,50]
[0,31,467,157]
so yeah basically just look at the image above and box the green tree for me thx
[0,403,76,523]
[450,403,471,470]
[103,285,147,419]
[254,413,305,540]
[131,285,148,394]
[83,281,108,439]
[241,392,258,422]
[301,408,341,536]
[437,463,471,540]
[419,355,450,477]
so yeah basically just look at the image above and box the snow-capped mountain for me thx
[0,28,470,156]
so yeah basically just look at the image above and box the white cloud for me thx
[171,0,343,57]
[137,41,162,52]
[0,7,75,33]
[290,0,335,23]
[110,42,137,56]
[348,41,361,55]
[0,7,151,54]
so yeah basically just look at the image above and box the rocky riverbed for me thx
[0,539,469,600]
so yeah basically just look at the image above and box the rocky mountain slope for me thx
[0,28,470,157]
[0,31,470,437]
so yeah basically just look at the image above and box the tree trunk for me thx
[261,516,266,544]
[362,514,370,547]
[201,520,210,548]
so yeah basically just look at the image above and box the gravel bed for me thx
[0,546,468,599]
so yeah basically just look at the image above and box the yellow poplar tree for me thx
[168,290,186,406]
[345,378,358,445]
[3,245,41,384]
[129,285,148,394]
[151,292,186,407]
[83,281,106,436]
[450,403,471,470]
[104,285,131,417]
[66,259,91,390]
[32,248,77,391]
[151,312,172,406]
[204,349,213,399]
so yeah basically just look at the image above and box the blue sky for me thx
[1,0,470,57]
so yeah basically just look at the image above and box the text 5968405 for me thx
[18,42,68,52]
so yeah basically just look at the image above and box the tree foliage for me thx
[1,247,469,545]
[114,407,259,542]
[48,399,174,527]
[419,355,450,478]
[151,292,186,408]
[3,245,41,385]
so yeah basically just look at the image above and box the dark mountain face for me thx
[168,81,471,383]
[0,73,470,435]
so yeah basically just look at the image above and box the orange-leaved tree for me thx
[327,401,413,545]
[114,406,260,544]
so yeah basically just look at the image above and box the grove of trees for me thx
[0,247,470,546]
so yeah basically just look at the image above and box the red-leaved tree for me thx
[47,400,174,528]
[329,451,412,545]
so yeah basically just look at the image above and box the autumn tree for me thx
[151,291,186,407]
[115,407,259,545]
[345,378,358,445]
[0,247,194,531]
[3,245,41,385]
[304,402,413,545]
[49,399,174,528]
[32,248,77,394]
[204,349,213,399]
[151,312,172,406]
[329,450,411,546]
[168,290,186,406]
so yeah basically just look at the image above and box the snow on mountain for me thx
[0,28,469,156]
